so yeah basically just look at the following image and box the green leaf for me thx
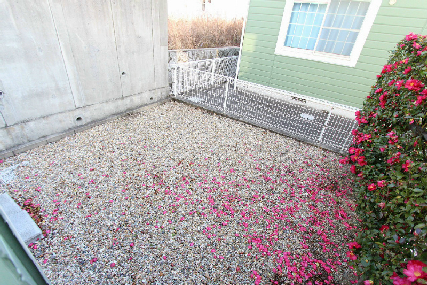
[415,223,426,229]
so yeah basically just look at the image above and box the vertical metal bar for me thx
[223,78,229,113]
[211,59,216,85]
[173,66,178,96]
[318,110,332,143]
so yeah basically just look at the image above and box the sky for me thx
[168,0,250,19]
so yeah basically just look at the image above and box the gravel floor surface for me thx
[0,101,358,285]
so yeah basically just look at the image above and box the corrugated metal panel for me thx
[239,0,427,108]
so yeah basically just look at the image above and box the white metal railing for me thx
[170,66,358,154]
[169,56,238,94]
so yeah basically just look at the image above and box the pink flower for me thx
[350,165,356,174]
[364,281,373,285]
[405,79,424,91]
[339,157,349,164]
[358,156,367,166]
[110,263,116,268]
[346,251,357,261]
[415,94,427,106]
[403,260,427,281]
[380,225,390,233]
[390,273,411,285]
[406,32,419,41]
[402,66,411,74]
[377,180,386,187]
[413,42,422,49]
[402,160,413,172]
[378,202,385,209]
[367,183,376,191]
[347,242,361,249]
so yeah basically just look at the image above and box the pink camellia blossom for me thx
[377,180,386,187]
[380,225,390,233]
[405,79,425,92]
[358,156,367,166]
[339,157,349,164]
[390,272,411,285]
[346,251,357,261]
[402,160,413,172]
[350,165,357,174]
[347,242,361,249]
[395,80,405,90]
[402,260,427,281]
[378,202,385,209]
[364,281,373,285]
[367,183,376,192]
[402,66,411,74]
[413,42,422,49]
[415,94,427,106]
[110,263,115,268]
[406,32,418,41]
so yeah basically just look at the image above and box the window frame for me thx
[274,0,382,67]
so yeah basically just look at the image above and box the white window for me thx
[275,0,382,67]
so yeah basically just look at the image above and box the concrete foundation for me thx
[0,0,168,155]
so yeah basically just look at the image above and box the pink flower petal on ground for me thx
[110,263,115,268]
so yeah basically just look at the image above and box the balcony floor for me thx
[0,101,358,285]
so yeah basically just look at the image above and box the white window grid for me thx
[275,0,382,67]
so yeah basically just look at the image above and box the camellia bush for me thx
[341,33,427,284]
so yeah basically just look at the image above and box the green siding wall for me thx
[238,0,427,108]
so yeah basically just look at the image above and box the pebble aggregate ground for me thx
[0,101,358,285]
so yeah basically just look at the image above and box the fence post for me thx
[173,66,178,96]
[211,59,216,85]
[223,78,229,113]
[318,110,332,143]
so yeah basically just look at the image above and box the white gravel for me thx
[0,101,358,285]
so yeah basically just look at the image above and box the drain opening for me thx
[76,117,83,122]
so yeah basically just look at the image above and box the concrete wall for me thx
[0,0,168,155]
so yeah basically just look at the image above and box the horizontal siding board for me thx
[246,20,282,30]
[377,6,427,18]
[270,69,370,99]
[242,38,277,49]
[366,32,407,43]
[239,72,271,85]
[247,14,284,23]
[271,67,367,92]
[240,61,274,72]
[244,33,278,44]
[248,6,283,16]
[244,26,279,37]
[242,43,276,54]
[269,77,364,107]
[383,0,427,9]
[374,15,426,28]
[357,55,390,67]
[273,55,375,79]
[250,0,285,9]
[239,65,272,78]
[370,24,420,35]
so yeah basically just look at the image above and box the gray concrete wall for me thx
[0,0,168,155]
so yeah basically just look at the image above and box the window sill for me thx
[274,47,357,67]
